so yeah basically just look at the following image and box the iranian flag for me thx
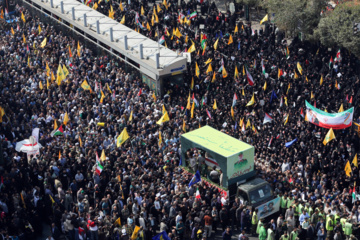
[352,185,356,203]
[335,49,341,62]
[300,107,304,118]
[268,136,273,147]
[245,67,254,86]
[305,100,354,129]
[263,113,273,124]
[329,56,333,69]
[189,11,197,19]
[232,93,238,107]
[96,152,100,164]
[51,125,64,137]
[261,59,266,75]
[206,109,212,119]
[195,187,201,199]
[95,162,104,175]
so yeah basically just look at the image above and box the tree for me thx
[262,0,325,37]
[313,1,360,57]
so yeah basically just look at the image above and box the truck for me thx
[180,126,280,218]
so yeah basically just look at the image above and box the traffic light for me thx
[354,22,360,35]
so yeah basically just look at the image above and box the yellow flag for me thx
[146,22,151,31]
[46,62,50,77]
[231,106,234,119]
[63,112,69,125]
[206,63,213,73]
[119,1,124,11]
[260,14,268,24]
[186,94,191,110]
[228,34,233,45]
[100,149,106,161]
[51,71,55,82]
[100,90,105,103]
[39,81,43,90]
[62,64,69,78]
[222,66,228,78]
[213,100,217,110]
[11,27,15,35]
[114,217,121,226]
[211,72,216,82]
[240,117,244,127]
[27,56,30,67]
[294,71,299,79]
[263,81,267,91]
[323,128,335,145]
[175,28,182,38]
[213,38,219,50]
[38,25,42,34]
[191,101,195,118]
[287,83,291,95]
[93,2,98,9]
[190,77,194,90]
[141,6,145,15]
[242,65,245,76]
[195,62,200,77]
[297,62,303,75]
[81,80,91,91]
[120,15,125,24]
[182,120,186,132]
[158,131,162,146]
[109,10,114,19]
[57,64,65,83]
[345,161,352,177]
[106,83,112,94]
[23,34,26,44]
[54,119,58,130]
[338,104,344,113]
[242,88,245,96]
[117,128,130,147]
[152,92,156,102]
[156,111,170,125]
[75,42,80,58]
[204,58,212,65]
[131,226,140,240]
[21,12,26,23]
[234,66,239,78]
[129,110,133,122]
[246,93,255,107]
[320,75,324,86]
[188,41,196,53]
[284,114,289,125]
[234,25,238,33]
[311,91,315,99]
[47,79,50,89]
[246,119,251,129]
[163,0,168,9]
[306,76,309,82]
[68,46,72,57]
[0,9,3,19]
[352,153,358,168]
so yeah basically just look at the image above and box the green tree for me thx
[313,1,360,57]
[263,0,325,37]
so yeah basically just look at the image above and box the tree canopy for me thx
[314,1,360,57]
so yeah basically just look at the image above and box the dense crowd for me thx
[1,0,360,240]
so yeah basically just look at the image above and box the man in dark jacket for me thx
[306,222,316,240]
[222,227,232,240]
[219,207,229,232]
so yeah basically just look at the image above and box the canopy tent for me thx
[181,126,255,187]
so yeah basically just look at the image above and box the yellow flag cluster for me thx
[156,111,170,125]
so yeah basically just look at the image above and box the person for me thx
[267,225,275,240]
[317,227,326,240]
[209,166,219,184]
[289,226,298,240]
[51,223,61,240]
[279,231,289,240]
[306,222,315,240]
[326,215,334,239]
[203,211,213,238]
[251,209,258,236]
[220,207,229,232]
[222,227,232,240]
[176,219,185,240]
[238,230,248,240]
[258,223,267,240]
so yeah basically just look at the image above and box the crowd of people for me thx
[0,0,360,240]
